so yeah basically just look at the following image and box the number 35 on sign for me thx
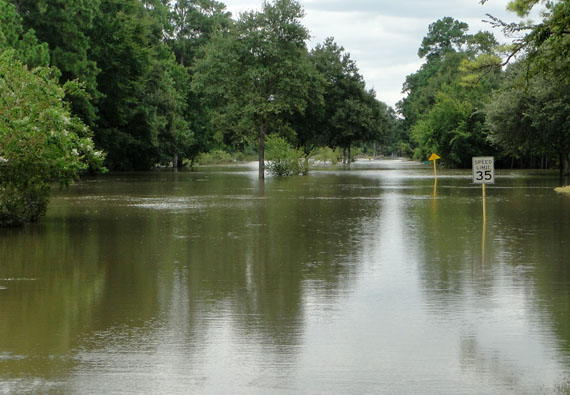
[472,157,495,184]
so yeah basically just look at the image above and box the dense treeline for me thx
[398,1,570,173]
[1,0,393,175]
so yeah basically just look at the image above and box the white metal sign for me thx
[472,157,495,184]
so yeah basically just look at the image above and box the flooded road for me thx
[1,160,570,394]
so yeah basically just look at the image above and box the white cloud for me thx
[223,0,536,107]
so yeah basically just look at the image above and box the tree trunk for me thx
[173,153,178,171]
[258,124,266,179]
[303,150,312,176]
[561,152,569,175]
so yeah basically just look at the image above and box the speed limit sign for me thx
[472,157,495,184]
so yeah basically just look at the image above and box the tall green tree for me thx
[305,38,385,164]
[168,0,232,67]
[400,18,502,166]
[399,18,473,131]
[90,0,189,170]
[193,0,322,178]
[482,0,570,171]
[486,61,570,173]
[10,0,101,126]
[418,17,469,60]
[166,0,233,167]
[0,0,49,67]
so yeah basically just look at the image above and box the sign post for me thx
[429,153,440,179]
[472,156,494,223]
[473,156,494,264]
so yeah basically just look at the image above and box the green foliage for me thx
[506,0,543,16]
[195,149,233,165]
[418,17,469,59]
[0,0,50,67]
[306,38,386,160]
[486,61,570,173]
[400,18,502,167]
[0,51,105,227]
[1,0,394,178]
[411,89,490,167]
[192,0,323,177]
[313,147,339,165]
[11,0,102,126]
[523,0,570,81]
[265,134,302,176]
[168,0,232,67]
[488,0,570,81]
[90,0,189,170]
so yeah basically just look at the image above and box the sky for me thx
[222,0,534,108]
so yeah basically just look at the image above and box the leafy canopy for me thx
[0,50,105,226]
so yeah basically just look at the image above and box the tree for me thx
[483,0,569,79]
[486,61,570,173]
[89,0,190,170]
[411,86,493,167]
[192,0,321,178]
[150,45,193,169]
[481,0,570,171]
[304,38,385,164]
[418,17,469,59]
[166,0,233,167]
[400,18,502,166]
[10,0,102,126]
[0,51,105,227]
[0,0,49,68]
[168,0,232,67]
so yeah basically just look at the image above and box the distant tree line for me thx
[1,0,396,176]
[398,0,570,174]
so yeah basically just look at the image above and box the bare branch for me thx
[483,13,534,37]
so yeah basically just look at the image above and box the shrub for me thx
[265,135,302,176]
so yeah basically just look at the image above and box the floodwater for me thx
[1,159,570,394]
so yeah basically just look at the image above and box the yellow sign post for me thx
[428,153,440,179]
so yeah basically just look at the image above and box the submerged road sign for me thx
[472,156,495,184]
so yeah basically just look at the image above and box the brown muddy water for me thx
[1,159,570,394]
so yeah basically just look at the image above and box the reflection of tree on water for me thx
[0,216,109,390]
[410,176,570,390]
[0,171,382,391]
[164,174,379,347]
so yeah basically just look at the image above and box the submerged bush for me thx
[265,135,302,176]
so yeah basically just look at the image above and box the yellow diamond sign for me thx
[428,153,440,161]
